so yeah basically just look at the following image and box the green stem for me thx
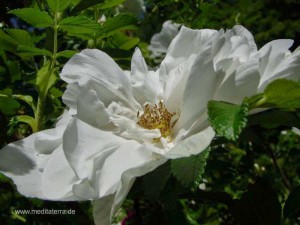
[35,94,46,131]
[35,12,58,131]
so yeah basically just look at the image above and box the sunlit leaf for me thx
[108,32,140,50]
[36,63,57,96]
[59,16,101,38]
[12,94,35,111]
[120,37,140,50]
[102,13,138,37]
[208,100,249,140]
[56,50,78,58]
[49,87,63,98]
[16,115,37,132]
[263,79,300,108]
[9,8,54,28]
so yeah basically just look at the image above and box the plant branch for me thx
[35,12,58,131]
[264,144,292,191]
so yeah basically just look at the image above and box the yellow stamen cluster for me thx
[137,101,176,141]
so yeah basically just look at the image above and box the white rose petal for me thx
[148,20,181,59]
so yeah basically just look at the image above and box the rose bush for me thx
[0,25,299,224]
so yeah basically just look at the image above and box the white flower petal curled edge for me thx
[148,20,180,59]
[0,25,299,225]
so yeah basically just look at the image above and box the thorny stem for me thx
[35,12,58,131]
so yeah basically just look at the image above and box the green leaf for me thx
[70,0,81,5]
[6,29,34,46]
[262,79,300,108]
[70,0,105,15]
[56,50,78,58]
[283,186,300,219]
[102,13,138,37]
[0,88,13,97]
[59,16,101,38]
[98,0,126,9]
[171,148,210,188]
[248,110,300,129]
[32,34,46,43]
[49,87,63,98]
[0,29,37,54]
[9,8,54,28]
[143,161,171,198]
[17,45,52,57]
[120,37,140,50]
[0,29,18,52]
[71,0,124,15]
[6,61,22,82]
[108,32,140,50]
[16,115,37,132]
[12,94,33,104]
[245,93,264,109]
[230,181,281,225]
[36,63,57,96]
[46,0,70,13]
[0,89,20,115]
[208,100,249,140]
[12,94,35,111]
[0,173,11,182]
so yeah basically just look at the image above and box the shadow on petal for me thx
[0,140,36,175]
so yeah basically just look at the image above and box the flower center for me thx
[137,101,177,141]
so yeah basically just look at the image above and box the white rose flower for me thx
[117,0,146,18]
[148,20,181,59]
[101,0,146,24]
[0,25,299,225]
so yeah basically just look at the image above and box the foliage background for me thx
[0,0,299,224]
